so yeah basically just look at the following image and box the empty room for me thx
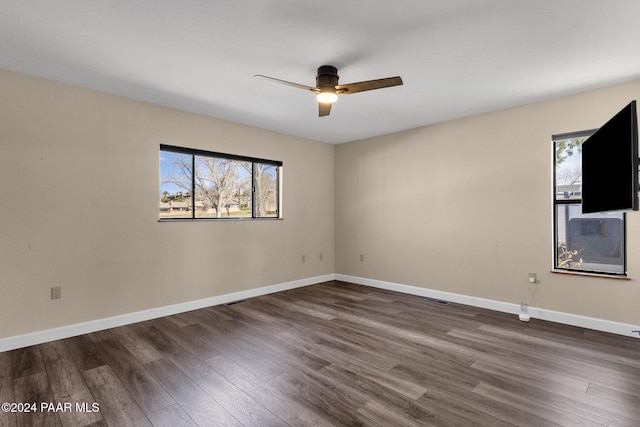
[1,1,640,426]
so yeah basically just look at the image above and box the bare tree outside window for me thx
[195,156,251,218]
[159,151,192,219]
[159,146,280,220]
[254,163,278,217]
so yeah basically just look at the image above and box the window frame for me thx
[159,144,282,221]
[552,130,628,276]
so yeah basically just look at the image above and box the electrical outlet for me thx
[301,255,306,263]
[360,254,364,262]
[51,286,61,300]
[319,253,324,261]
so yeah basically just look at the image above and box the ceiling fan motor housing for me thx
[316,65,339,89]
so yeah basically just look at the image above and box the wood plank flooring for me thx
[1,280,639,426]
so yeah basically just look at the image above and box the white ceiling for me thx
[1,1,640,144]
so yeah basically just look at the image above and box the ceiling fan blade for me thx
[319,102,332,117]
[336,76,403,95]
[254,74,318,92]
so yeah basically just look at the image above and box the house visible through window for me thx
[159,145,281,220]
[553,131,626,275]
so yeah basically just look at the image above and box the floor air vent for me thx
[423,297,450,305]
[225,299,247,306]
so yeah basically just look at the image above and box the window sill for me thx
[158,217,283,222]
[551,269,630,280]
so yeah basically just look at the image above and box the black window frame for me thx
[159,144,282,220]
[552,130,627,276]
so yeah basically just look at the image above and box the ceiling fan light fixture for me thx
[255,65,403,116]
[316,90,338,104]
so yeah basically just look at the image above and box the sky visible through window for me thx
[555,140,582,187]
[159,151,191,197]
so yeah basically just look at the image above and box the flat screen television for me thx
[581,100,638,214]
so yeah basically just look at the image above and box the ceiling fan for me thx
[254,65,403,117]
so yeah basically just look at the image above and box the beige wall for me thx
[0,70,335,338]
[2,68,639,340]
[336,79,640,325]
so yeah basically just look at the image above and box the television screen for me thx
[581,101,638,214]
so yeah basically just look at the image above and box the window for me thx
[553,131,626,275]
[159,145,281,220]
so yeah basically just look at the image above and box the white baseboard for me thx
[335,274,640,339]
[3,273,638,352]
[0,274,335,352]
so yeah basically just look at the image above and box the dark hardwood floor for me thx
[1,280,639,426]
